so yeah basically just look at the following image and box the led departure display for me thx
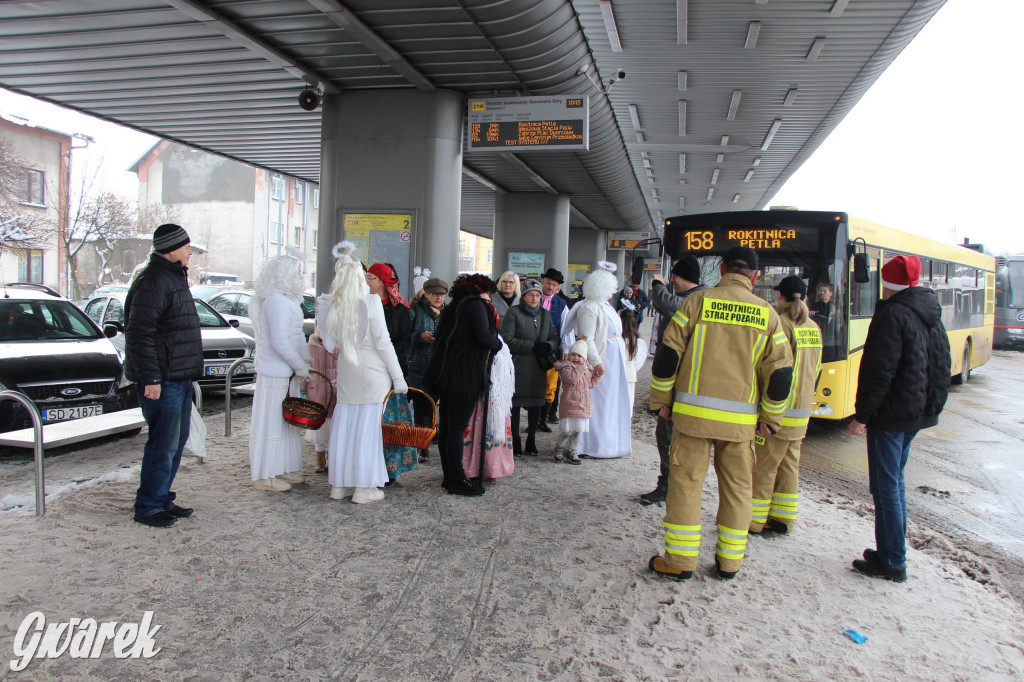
[467,96,589,151]
[676,226,821,253]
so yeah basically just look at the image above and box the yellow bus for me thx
[663,210,995,420]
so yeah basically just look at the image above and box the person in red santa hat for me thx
[848,254,951,583]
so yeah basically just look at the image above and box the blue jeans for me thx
[134,381,192,517]
[866,427,917,570]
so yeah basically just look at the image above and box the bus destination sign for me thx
[468,96,589,152]
[680,227,817,253]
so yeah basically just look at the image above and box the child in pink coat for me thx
[553,340,602,464]
[303,331,338,473]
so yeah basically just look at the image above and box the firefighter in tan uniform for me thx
[648,247,793,580]
[750,275,823,536]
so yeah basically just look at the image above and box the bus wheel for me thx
[952,343,971,385]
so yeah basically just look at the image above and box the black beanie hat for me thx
[723,246,759,271]
[671,255,701,284]
[773,275,807,300]
[153,223,190,254]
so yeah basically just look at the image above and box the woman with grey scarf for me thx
[499,279,559,455]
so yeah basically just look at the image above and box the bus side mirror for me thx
[853,253,870,284]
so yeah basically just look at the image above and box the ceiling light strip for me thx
[678,100,687,137]
[628,104,642,131]
[745,22,761,49]
[783,88,798,107]
[678,71,688,92]
[830,0,850,17]
[806,38,826,62]
[600,1,623,52]
[679,153,687,173]
[761,119,782,150]
[727,91,742,120]
[677,0,688,45]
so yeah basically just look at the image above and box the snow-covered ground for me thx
[1,394,1022,679]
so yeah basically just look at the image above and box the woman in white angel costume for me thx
[560,261,632,459]
[319,242,408,504]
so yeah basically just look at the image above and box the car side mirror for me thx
[103,323,121,337]
[853,253,870,284]
[229,319,240,328]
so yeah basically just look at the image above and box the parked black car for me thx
[0,283,137,433]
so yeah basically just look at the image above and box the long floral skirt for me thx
[383,392,418,480]
[462,401,514,481]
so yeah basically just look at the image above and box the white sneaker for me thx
[254,478,291,492]
[330,486,354,500]
[351,487,384,504]
[277,471,305,484]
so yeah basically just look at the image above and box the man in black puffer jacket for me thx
[848,255,951,582]
[124,224,204,528]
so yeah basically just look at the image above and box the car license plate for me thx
[42,405,103,422]
[205,365,248,376]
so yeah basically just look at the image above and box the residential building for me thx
[131,141,319,287]
[457,230,493,274]
[0,113,70,293]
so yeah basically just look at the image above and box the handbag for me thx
[533,343,557,371]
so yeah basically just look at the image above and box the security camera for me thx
[298,89,320,111]
[616,69,626,80]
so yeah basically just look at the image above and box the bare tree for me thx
[58,155,138,298]
[0,135,53,255]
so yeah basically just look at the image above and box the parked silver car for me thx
[82,291,257,388]
[206,289,316,339]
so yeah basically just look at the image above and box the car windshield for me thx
[0,300,102,341]
[195,299,229,328]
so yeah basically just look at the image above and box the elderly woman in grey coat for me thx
[491,270,520,325]
[499,278,559,455]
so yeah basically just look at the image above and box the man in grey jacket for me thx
[640,255,704,505]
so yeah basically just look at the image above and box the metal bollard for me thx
[0,391,46,517]
[224,358,256,436]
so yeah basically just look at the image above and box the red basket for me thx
[282,369,334,430]
[381,387,436,449]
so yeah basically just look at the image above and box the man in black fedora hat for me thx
[539,267,569,429]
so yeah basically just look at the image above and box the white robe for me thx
[566,301,632,459]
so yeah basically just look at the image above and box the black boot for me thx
[639,485,667,505]
[537,403,552,432]
[525,407,540,454]
[511,407,523,455]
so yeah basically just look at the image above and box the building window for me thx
[20,169,45,205]
[459,239,466,254]
[295,180,304,204]
[270,174,283,200]
[270,222,281,244]
[312,229,318,250]
[293,225,302,246]
[313,188,320,208]
[17,249,44,283]
[486,249,493,264]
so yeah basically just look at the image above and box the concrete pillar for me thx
[491,192,570,291]
[612,249,626,289]
[315,89,464,295]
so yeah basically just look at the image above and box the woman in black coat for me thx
[423,273,502,496]
[499,279,559,455]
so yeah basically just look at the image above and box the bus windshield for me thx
[698,254,843,363]
[664,211,846,363]
[1005,261,1024,308]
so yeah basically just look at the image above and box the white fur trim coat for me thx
[252,293,312,378]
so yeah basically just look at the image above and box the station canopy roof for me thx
[0,0,946,236]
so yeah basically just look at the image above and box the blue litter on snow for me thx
[843,629,868,644]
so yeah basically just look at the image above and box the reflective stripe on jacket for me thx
[775,302,823,439]
[650,272,793,441]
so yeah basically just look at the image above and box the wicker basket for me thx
[381,387,436,449]
[281,369,334,431]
